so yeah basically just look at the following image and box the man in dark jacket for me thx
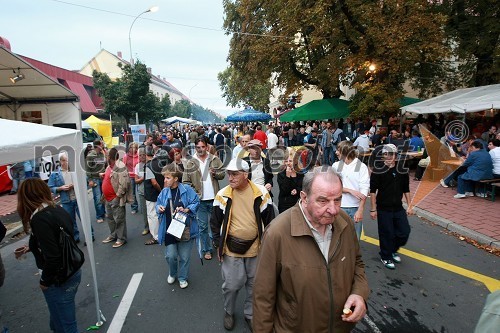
[242,140,274,194]
[370,144,414,270]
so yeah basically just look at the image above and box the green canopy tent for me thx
[279,98,350,122]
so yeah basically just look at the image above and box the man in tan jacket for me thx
[253,166,369,332]
[183,136,225,260]
[101,148,133,248]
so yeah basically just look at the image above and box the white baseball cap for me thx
[226,158,250,172]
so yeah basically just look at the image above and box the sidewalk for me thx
[409,176,500,249]
[1,176,499,248]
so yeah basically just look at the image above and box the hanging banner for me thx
[130,124,147,143]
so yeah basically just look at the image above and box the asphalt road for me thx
[0,176,498,333]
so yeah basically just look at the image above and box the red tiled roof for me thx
[19,55,100,113]
[66,81,97,114]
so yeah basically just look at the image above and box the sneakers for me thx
[439,179,448,188]
[465,192,475,197]
[96,218,104,223]
[381,259,396,269]
[392,253,401,263]
[453,193,466,199]
[167,275,176,284]
[224,312,235,330]
[179,280,188,289]
[102,236,116,244]
[476,192,487,198]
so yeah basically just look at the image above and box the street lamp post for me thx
[128,5,159,125]
[128,5,159,65]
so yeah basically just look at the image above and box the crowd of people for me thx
[5,112,500,332]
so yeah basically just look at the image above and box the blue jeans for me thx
[165,240,193,282]
[61,200,81,242]
[457,175,474,194]
[342,207,362,240]
[323,146,333,165]
[284,137,289,147]
[42,270,81,333]
[89,178,105,220]
[61,200,94,242]
[130,178,138,212]
[197,200,214,254]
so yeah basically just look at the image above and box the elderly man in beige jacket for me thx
[101,148,133,248]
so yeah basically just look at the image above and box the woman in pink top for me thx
[123,142,139,214]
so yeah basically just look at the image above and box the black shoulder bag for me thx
[46,210,85,286]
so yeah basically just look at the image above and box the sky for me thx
[1,0,239,116]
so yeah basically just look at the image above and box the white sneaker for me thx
[167,275,175,284]
[440,179,448,188]
[392,253,402,263]
[453,193,466,199]
[179,280,188,289]
[476,192,487,198]
[465,192,475,197]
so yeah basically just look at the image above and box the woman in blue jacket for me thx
[156,163,200,289]
[47,152,81,243]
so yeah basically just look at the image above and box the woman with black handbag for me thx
[17,178,82,333]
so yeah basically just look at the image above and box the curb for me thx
[413,206,499,250]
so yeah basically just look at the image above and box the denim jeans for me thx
[284,137,289,147]
[197,200,214,254]
[130,178,138,212]
[42,270,81,333]
[457,175,474,194]
[342,207,362,240]
[61,200,81,242]
[165,240,193,282]
[377,209,410,260]
[323,146,333,165]
[89,178,105,220]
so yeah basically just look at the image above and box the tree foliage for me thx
[93,61,164,127]
[443,0,500,87]
[220,0,450,118]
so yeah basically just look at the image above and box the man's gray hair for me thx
[302,166,342,195]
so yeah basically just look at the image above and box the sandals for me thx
[204,252,212,260]
[112,241,126,248]
[145,238,158,245]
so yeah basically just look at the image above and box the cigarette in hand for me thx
[343,308,352,316]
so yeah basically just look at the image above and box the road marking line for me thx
[107,273,143,333]
[361,235,500,292]
[364,314,382,333]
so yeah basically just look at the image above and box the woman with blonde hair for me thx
[17,178,82,332]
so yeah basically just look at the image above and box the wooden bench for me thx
[478,179,500,202]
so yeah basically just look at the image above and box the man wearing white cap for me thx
[210,158,275,331]
[369,144,414,269]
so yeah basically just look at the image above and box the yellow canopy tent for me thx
[85,115,112,147]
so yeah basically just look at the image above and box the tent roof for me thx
[401,84,500,114]
[85,115,111,125]
[0,46,78,105]
[279,98,350,122]
[162,116,196,125]
[0,118,80,164]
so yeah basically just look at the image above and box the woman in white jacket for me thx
[332,141,370,240]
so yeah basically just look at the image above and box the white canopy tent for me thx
[0,119,104,326]
[0,46,81,126]
[161,116,197,125]
[401,84,500,115]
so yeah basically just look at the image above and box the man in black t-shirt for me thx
[369,144,414,270]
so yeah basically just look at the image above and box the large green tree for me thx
[443,0,500,87]
[220,0,450,118]
[93,61,163,128]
